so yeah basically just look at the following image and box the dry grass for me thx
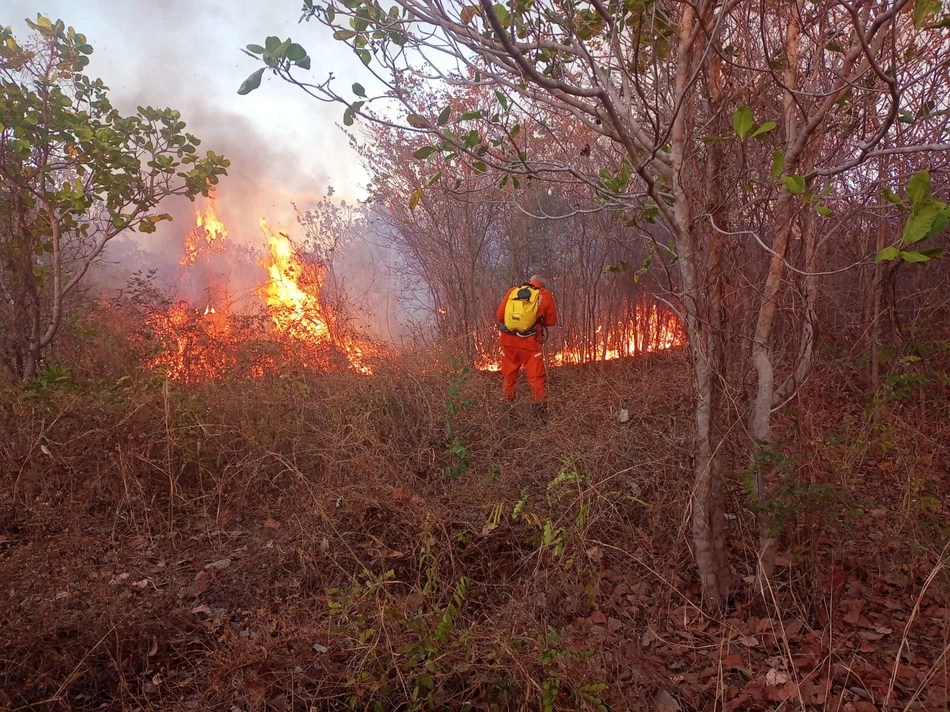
[1,314,948,711]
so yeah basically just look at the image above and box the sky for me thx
[5,0,373,233]
[3,1,416,337]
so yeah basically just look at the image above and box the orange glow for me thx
[257,219,379,374]
[181,194,229,267]
[258,219,333,342]
[145,302,240,382]
[143,199,382,382]
[475,299,684,371]
[551,300,684,365]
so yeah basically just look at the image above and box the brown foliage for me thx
[0,310,948,711]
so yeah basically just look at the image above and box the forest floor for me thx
[1,347,948,711]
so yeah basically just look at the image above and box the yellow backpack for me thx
[503,284,541,334]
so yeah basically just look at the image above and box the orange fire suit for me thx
[496,281,558,403]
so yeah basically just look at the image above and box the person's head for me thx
[529,274,546,288]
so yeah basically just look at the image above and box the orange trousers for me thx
[501,345,547,402]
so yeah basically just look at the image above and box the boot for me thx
[532,402,549,424]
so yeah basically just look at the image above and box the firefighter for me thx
[496,274,558,421]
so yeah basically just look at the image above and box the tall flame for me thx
[257,219,378,374]
[258,218,333,342]
[181,195,229,267]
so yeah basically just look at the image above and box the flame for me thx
[257,218,379,374]
[181,195,228,267]
[142,197,382,382]
[475,299,684,371]
[551,300,684,365]
[258,219,333,342]
[145,302,238,382]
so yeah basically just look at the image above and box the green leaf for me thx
[472,161,487,172]
[245,44,265,54]
[814,206,832,217]
[771,151,785,178]
[409,187,423,211]
[459,110,482,121]
[899,250,932,263]
[333,30,357,40]
[413,146,436,159]
[914,0,936,26]
[733,106,754,139]
[264,36,282,51]
[237,68,265,95]
[779,174,805,195]
[924,212,949,239]
[924,13,950,28]
[907,171,931,205]
[751,121,777,138]
[437,105,451,126]
[295,55,311,70]
[902,201,944,244]
[491,3,510,26]
[352,82,366,97]
[882,186,906,210]
[875,246,900,263]
[286,43,307,61]
[426,171,442,186]
[495,90,509,112]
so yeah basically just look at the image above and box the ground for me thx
[1,351,948,711]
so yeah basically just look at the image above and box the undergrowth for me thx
[1,307,948,711]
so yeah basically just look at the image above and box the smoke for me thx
[7,1,424,341]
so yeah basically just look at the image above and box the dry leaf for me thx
[590,609,608,626]
[147,638,158,657]
[194,570,210,590]
[641,624,659,648]
[765,668,790,686]
[391,487,409,501]
[765,681,800,702]
[205,558,231,570]
[739,636,759,648]
[720,653,744,669]
[191,604,212,615]
[654,689,681,712]
[781,618,804,639]
[263,518,281,530]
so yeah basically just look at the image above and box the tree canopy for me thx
[0,16,230,381]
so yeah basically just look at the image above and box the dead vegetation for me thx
[1,313,949,711]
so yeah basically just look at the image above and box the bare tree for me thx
[243,0,950,606]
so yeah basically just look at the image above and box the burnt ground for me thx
[1,351,948,711]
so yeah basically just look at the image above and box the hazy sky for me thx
[5,0,372,237]
[5,2,415,338]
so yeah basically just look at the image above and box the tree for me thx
[243,0,950,606]
[0,17,229,381]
